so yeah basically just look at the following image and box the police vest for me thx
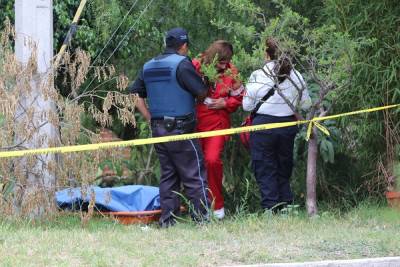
[143,54,195,118]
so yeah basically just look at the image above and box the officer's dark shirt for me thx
[129,48,207,98]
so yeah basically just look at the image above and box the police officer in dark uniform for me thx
[129,27,209,227]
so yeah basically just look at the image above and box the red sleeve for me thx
[192,58,202,75]
[225,93,243,113]
[224,63,243,113]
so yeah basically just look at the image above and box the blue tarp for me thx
[56,185,160,212]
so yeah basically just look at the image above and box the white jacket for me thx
[243,61,311,116]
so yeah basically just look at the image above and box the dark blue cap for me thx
[165,27,189,45]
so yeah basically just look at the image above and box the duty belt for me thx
[150,114,195,132]
[151,113,194,121]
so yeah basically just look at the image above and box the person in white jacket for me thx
[243,37,311,212]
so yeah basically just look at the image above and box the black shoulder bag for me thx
[240,80,276,149]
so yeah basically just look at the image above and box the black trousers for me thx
[249,114,298,210]
[151,121,209,225]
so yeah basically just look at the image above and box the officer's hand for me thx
[207,98,226,109]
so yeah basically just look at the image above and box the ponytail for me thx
[265,37,292,83]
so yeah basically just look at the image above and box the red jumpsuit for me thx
[192,59,243,210]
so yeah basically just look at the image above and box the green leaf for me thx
[319,138,335,164]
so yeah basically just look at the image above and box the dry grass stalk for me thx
[0,22,137,220]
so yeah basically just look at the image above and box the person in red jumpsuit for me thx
[192,40,243,219]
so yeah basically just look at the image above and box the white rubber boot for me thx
[213,207,225,220]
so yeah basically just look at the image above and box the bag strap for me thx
[250,67,276,118]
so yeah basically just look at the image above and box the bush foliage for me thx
[0,0,399,214]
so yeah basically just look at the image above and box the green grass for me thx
[1,205,399,267]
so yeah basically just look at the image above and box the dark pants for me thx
[250,114,298,210]
[151,121,209,225]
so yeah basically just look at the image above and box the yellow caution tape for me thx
[0,104,398,159]
[306,120,330,141]
[305,103,400,141]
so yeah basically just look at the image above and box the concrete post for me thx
[15,0,53,72]
[15,0,58,216]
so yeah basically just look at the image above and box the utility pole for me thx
[15,0,53,72]
[15,0,58,216]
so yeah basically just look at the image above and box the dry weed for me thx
[0,21,137,220]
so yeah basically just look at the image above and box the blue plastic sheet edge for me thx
[56,185,161,212]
